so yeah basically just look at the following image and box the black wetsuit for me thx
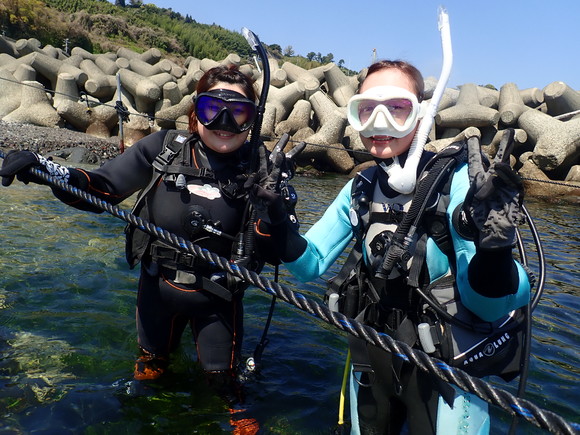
[55,130,273,375]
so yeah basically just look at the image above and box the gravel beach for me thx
[0,121,122,164]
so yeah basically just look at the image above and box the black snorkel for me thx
[238,27,276,378]
[232,27,271,264]
[234,26,271,266]
[242,27,270,169]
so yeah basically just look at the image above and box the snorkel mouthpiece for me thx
[385,7,453,194]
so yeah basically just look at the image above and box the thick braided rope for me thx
[15,167,580,434]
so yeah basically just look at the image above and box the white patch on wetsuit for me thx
[187,183,221,200]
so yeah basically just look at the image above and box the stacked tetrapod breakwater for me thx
[0,36,579,200]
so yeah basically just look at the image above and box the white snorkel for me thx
[383,7,453,194]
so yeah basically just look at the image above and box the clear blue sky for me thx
[143,0,579,91]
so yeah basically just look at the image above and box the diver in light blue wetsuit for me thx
[251,60,530,434]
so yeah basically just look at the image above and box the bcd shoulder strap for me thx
[349,165,378,243]
[125,130,197,268]
[152,129,189,171]
[153,130,216,181]
[326,240,364,318]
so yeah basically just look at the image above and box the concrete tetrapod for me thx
[275,99,312,137]
[117,68,162,114]
[0,35,18,57]
[281,61,321,99]
[94,54,121,76]
[53,72,80,110]
[259,81,305,124]
[268,58,287,88]
[498,83,527,126]
[323,63,356,107]
[80,59,117,100]
[29,52,88,89]
[297,90,353,173]
[13,63,36,82]
[519,87,544,108]
[543,81,580,117]
[0,69,24,118]
[3,80,62,128]
[518,108,580,175]
[155,94,193,130]
[435,83,500,129]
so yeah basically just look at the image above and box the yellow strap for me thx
[338,349,352,425]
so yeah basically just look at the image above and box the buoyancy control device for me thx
[326,140,528,381]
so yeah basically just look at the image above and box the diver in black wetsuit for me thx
[0,65,290,401]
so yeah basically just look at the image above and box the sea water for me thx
[0,174,577,433]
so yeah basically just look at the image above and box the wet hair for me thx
[188,65,257,133]
[359,60,425,102]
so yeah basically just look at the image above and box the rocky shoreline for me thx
[1,35,579,202]
[1,120,579,203]
[0,120,121,164]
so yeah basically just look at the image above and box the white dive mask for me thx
[347,86,425,138]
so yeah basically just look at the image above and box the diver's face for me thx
[197,82,251,154]
[359,69,420,160]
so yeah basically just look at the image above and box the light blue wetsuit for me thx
[284,161,530,434]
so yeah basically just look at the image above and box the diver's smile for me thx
[370,135,395,144]
[213,130,236,138]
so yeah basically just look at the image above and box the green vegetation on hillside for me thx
[0,0,357,75]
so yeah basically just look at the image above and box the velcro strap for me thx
[150,243,203,270]
[201,277,233,301]
[161,268,233,302]
[348,334,375,387]
[163,165,215,179]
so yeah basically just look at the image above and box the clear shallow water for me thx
[0,175,577,434]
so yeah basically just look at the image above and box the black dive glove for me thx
[250,134,305,225]
[462,129,525,250]
[0,150,70,187]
